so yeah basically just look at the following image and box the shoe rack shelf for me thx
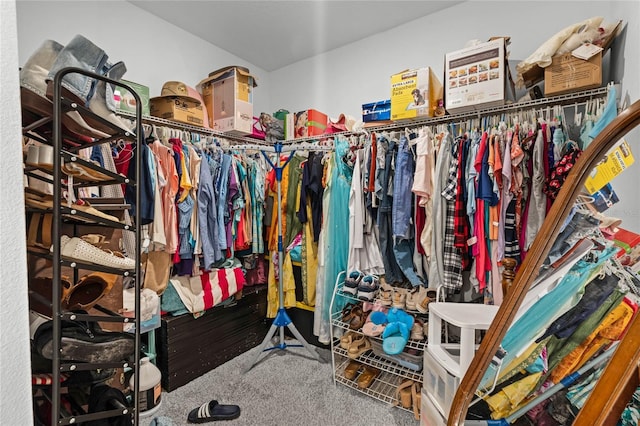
[329,271,425,417]
[334,355,415,415]
[23,67,143,425]
[25,149,133,188]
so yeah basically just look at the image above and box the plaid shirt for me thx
[453,136,471,270]
[441,137,459,201]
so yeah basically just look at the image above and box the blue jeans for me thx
[47,34,125,110]
[393,238,424,286]
[392,135,414,239]
[178,194,195,259]
[376,137,405,284]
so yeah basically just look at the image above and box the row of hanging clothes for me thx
[313,88,618,344]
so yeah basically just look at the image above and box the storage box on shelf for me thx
[391,67,443,120]
[150,96,204,127]
[362,100,391,122]
[444,37,514,114]
[293,109,328,138]
[114,79,150,116]
[198,66,257,135]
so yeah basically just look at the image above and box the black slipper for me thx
[187,400,241,423]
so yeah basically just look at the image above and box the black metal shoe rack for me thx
[23,67,143,425]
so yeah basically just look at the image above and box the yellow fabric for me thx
[178,151,193,202]
[549,300,634,383]
[266,155,291,252]
[301,192,318,307]
[493,339,548,387]
[486,372,542,419]
[266,249,298,318]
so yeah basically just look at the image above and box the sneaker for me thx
[357,275,380,302]
[343,271,364,295]
[34,316,134,363]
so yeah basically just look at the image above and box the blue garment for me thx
[587,85,617,143]
[480,245,618,389]
[177,194,194,259]
[320,137,353,336]
[198,155,221,269]
[125,143,154,225]
[376,136,404,284]
[393,238,423,287]
[392,135,415,239]
[477,138,498,206]
[216,154,232,251]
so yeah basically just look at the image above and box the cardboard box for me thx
[391,67,443,120]
[544,52,602,96]
[199,66,256,135]
[114,79,150,116]
[150,97,204,127]
[362,100,391,122]
[294,109,327,138]
[445,38,513,114]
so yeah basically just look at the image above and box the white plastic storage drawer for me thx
[421,389,447,426]
[423,347,460,417]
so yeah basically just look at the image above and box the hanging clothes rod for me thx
[228,141,334,153]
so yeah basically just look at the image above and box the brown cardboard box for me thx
[150,97,204,126]
[198,66,256,135]
[544,52,602,96]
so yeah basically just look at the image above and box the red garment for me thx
[113,142,133,193]
[453,137,470,269]
[367,133,377,193]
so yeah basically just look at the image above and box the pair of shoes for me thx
[394,379,422,419]
[358,275,380,302]
[25,143,54,170]
[30,272,116,314]
[357,365,381,389]
[362,310,387,337]
[341,303,367,330]
[187,400,240,423]
[392,287,407,309]
[339,330,358,350]
[25,188,123,224]
[58,235,136,270]
[377,278,394,306]
[347,335,372,359]
[33,313,134,363]
[410,318,425,341]
[343,270,364,295]
[25,143,115,183]
[415,287,439,314]
[343,359,362,380]
[382,308,415,355]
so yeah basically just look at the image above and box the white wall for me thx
[16,0,271,117]
[1,0,34,424]
[269,1,638,118]
[269,0,640,231]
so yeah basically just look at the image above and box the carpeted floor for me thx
[146,341,418,426]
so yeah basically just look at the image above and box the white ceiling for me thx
[128,1,464,71]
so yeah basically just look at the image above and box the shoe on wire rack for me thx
[358,275,380,302]
[343,271,364,295]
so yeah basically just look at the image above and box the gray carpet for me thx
[146,341,417,426]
